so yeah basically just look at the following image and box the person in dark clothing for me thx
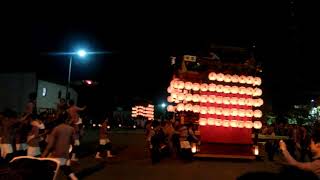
[150,121,168,164]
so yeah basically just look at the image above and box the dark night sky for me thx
[1,1,318,114]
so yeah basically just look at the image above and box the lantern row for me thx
[168,94,263,107]
[167,104,263,118]
[198,118,262,129]
[132,104,154,120]
[168,82,262,96]
[208,72,262,86]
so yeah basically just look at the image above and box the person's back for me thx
[49,124,74,159]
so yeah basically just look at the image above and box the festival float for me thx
[166,46,263,159]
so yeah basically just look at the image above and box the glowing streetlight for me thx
[161,103,166,108]
[77,49,87,57]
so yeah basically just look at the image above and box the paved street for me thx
[55,129,283,180]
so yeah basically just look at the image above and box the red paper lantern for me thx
[200,95,208,103]
[223,85,231,94]
[246,76,254,84]
[192,83,200,91]
[223,97,231,105]
[253,121,262,129]
[177,93,185,101]
[207,118,215,125]
[231,75,239,83]
[184,82,193,90]
[167,105,175,112]
[216,85,223,93]
[192,94,200,102]
[200,107,208,114]
[185,103,193,111]
[246,87,254,96]
[238,98,245,106]
[177,81,185,89]
[171,92,178,99]
[239,75,246,84]
[208,95,215,103]
[231,108,238,116]
[230,120,238,127]
[200,83,208,91]
[209,83,216,92]
[254,77,262,86]
[231,86,239,94]
[222,120,230,127]
[244,121,253,129]
[230,97,238,105]
[185,94,193,102]
[215,96,223,104]
[238,109,245,117]
[224,74,232,83]
[245,109,253,117]
[253,110,262,118]
[192,105,200,113]
[208,72,217,81]
[199,118,207,126]
[222,108,230,116]
[239,87,246,95]
[253,88,262,96]
[217,73,225,82]
[177,103,185,111]
[167,86,173,93]
[215,119,222,126]
[237,121,244,128]
[167,96,173,103]
[215,108,222,115]
[208,107,215,114]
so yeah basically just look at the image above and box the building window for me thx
[42,88,47,97]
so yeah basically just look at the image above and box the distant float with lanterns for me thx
[166,46,263,159]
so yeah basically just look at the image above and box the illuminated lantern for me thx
[246,87,254,96]
[253,121,263,129]
[215,108,222,115]
[192,83,200,91]
[177,93,185,101]
[253,110,262,118]
[207,118,215,125]
[222,108,230,116]
[223,97,231,105]
[167,86,173,93]
[215,96,223,104]
[200,107,208,114]
[256,98,264,107]
[217,73,224,82]
[171,92,178,99]
[174,99,180,103]
[215,119,222,126]
[170,79,177,87]
[244,98,252,106]
[167,96,173,103]
[173,80,180,89]
[253,88,262,96]
[216,85,223,93]
[208,83,216,92]
[239,87,246,95]
[177,81,185,89]
[200,83,208,91]
[184,82,193,90]
[254,77,262,86]
[230,97,238,105]
[231,75,239,83]
[230,86,239,94]
[239,75,246,84]
[199,118,207,126]
[238,98,245,106]
[208,72,217,81]
[192,94,200,102]
[238,109,245,117]
[192,105,200,113]
[237,121,244,128]
[222,120,230,127]
[246,109,253,117]
[246,76,254,84]
[185,94,193,102]
[208,107,215,114]
[177,103,185,111]
[167,105,175,112]
[230,120,238,127]
[231,108,238,116]
[185,103,193,111]
[223,85,231,94]
[224,74,232,83]
[200,95,208,103]
[244,121,253,129]
[207,95,215,103]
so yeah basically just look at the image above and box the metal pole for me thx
[66,56,73,101]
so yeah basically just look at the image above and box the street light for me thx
[161,103,166,108]
[66,49,87,100]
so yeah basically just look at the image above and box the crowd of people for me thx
[145,120,199,164]
[0,97,114,180]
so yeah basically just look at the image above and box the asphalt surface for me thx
[55,129,283,180]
